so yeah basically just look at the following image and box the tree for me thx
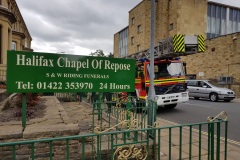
[108,52,114,58]
[89,49,105,57]
[89,50,114,58]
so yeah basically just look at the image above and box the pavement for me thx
[233,97,240,103]
[0,95,240,159]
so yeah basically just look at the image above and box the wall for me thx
[128,0,148,54]
[0,0,32,58]
[0,0,32,80]
[113,33,119,57]
[114,0,240,96]
[114,0,208,57]
[176,0,207,36]
[156,0,175,39]
[181,32,240,96]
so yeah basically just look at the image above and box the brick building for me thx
[0,0,32,81]
[113,0,240,96]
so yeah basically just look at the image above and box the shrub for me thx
[14,108,35,118]
[15,93,41,108]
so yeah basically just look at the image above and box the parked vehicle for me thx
[186,80,235,102]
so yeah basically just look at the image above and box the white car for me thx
[186,80,235,102]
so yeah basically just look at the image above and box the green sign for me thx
[7,51,135,93]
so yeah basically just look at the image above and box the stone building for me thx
[0,0,32,81]
[113,0,240,96]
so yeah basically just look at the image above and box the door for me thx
[187,81,198,97]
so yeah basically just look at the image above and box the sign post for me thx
[22,93,26,129]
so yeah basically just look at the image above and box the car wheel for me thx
[224,100,231,102]
[194,97,200,100]
[210,93,218,102]
[164,103,177,109]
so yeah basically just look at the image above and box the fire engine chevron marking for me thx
[198,35,205,52]
[173,34,185,53]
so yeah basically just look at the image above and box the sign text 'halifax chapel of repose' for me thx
[7,51,135,93]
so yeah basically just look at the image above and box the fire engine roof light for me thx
[139,58,149,62]
[175,57,180,60]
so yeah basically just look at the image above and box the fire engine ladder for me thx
[125,34,205,61]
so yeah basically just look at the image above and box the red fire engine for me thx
[117,34,205,109]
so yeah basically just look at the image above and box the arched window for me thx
[12,42,17,50]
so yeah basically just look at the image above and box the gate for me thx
[0,98,228,160]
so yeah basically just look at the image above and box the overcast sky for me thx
[17,0,239,56]
[17,0,141,55]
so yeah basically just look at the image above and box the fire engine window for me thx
[154,64,170,78]
[136,65,144,78]
[152,62,184,78]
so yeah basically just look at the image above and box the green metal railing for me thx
[0,119,228,160]
[92,101,150,128]
[54,92,78,102]
[2,93,228,160]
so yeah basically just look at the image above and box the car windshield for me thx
[150,62,184,78]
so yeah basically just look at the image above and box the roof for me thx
[208,0,240,9]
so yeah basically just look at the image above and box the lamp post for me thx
[148,0,156,133]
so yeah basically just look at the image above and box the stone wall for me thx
[181,32,240,96]
[115,0,239,96]
[114,0,207,56]
[176,0,207,36]
[128,0,148,54]
[113,33,119,57]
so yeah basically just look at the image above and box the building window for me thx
[12,42,17,50]
[131,17,135,25]
[207,3,240,39]
[169,23,174,31]
[137,25,141,34]
[131,37,134,45]
[229,8,240,33]
[207,3,227,39]
[137,45,141,52]
[118,27,128,58]
[25,41,28,48]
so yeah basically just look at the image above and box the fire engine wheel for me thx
[164,103,177,109]
[210,93,218,102]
